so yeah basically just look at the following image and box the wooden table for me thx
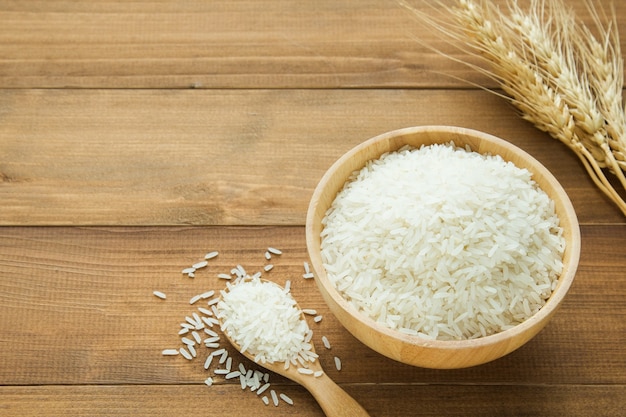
[1,1,625,416]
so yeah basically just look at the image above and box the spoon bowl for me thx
[217,278,370,417]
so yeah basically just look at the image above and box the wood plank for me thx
[0,0,624,89]
[1,88,624,226]
[0,226,624,386]
[1,384,624,417]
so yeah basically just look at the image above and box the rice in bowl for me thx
[320,142,565,341]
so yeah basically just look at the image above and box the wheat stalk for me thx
[400,0,626,216]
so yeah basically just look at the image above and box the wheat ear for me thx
[400,0,626,216]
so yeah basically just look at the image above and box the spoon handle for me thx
[302,373,370,417]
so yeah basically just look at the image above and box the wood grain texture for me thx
[0,0,624,89]
[1,384,625,417]
[0,226,624,387]
[1,89,624,226]
[2,1,626,416]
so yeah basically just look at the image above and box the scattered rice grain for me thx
[198,307,213,316]
[334,356,342,371]
[257,382,271,396]
[193,260,209,269]
[280,393,294,405]
[204,328,218,337]
[204,355,213,369]
[225,371,241,380]
[179,347,193,360]
[153,290,166,300]
[205,251,219,260]
[268,247,282,255]
[270,390,279,406]
[321,336,331,350]
[212,348,226,357]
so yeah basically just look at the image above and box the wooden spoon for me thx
[218,280,370,417]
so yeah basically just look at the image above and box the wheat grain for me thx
[400,0,626,216]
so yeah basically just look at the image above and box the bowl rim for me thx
[306,125,581,351]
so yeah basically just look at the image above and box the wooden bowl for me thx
[305,126,580,369]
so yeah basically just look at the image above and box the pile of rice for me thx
[320,143,565,340]
[216,277,317,366]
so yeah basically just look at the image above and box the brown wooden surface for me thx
[1,1,625,416]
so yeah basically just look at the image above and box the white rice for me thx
[205,251,219,260]
[225,371,241,380]
[320,143,566,340]
[179,347,192,360]
[153,290,166,300]
[204,328,218,337]
[257,382,271,395]
[216,277,314,365]
[321,336,331,350]
[198,307,213,316]
[280,393,294,405]
[200,290,215,299]
[334,356,342,371]
[270,390,279,406]
[203,355,213,369]
[193,260,209,269]
[268,247,282,255]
